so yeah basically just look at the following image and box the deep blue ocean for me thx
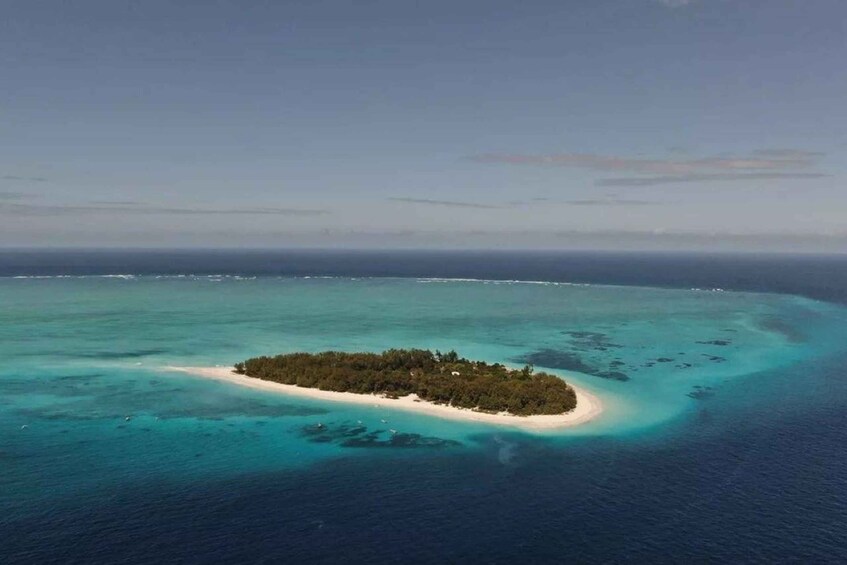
[2,250,847,563]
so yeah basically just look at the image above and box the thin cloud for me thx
[752,149,824,159]
[510,197,660,206]
[563,198,660,206]
[656,0,694,7]
[469,151,820,174]
[0,191,33,200]
[388,197,502,209]
[507,197,553,206]
[86,200,147,206]
[470,148,826,186]
[598,172,829,187]
[1,175,48,182]
[0,202,329,217]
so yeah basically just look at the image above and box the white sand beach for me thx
[165,365,603,430]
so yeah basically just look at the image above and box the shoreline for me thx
[164,365,603,430]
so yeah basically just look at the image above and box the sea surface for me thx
[2,250,847,563]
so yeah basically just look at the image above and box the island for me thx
[168,349,602,429]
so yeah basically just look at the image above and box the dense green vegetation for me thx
[234,349,577,416]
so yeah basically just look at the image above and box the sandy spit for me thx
[164,365,603,430]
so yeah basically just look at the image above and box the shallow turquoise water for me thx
[3,270,847,562]
[2,276,843,471]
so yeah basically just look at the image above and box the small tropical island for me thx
[169,349,602,429]
[236,349,576,414]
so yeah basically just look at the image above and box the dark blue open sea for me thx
[2,250,847,563]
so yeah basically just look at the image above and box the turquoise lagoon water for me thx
[2,277,843,474]
[3,262,847,562]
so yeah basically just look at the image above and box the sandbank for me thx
[165,365,603,430]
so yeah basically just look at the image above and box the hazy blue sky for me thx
[1,0,845,250]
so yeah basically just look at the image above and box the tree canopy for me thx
[235,349,577,416]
